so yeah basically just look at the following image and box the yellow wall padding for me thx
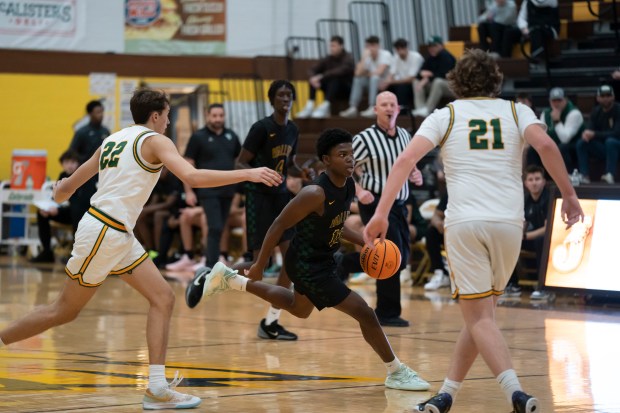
[445,41,465,59]
[573,1,599,21]
[470,24,479,43]
[560,20,568,39]
[0,74,220,181]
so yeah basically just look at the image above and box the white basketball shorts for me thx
[64,207,147,287]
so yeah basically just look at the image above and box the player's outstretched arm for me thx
[525,124,584,227]
[53,148,101,204]
[363,136,434,247]
[246,186,325,280]
[147,135,282,189]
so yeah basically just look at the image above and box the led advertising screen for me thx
[542,192,620,294]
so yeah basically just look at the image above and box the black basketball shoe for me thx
[257,319,298,340]
[185,266,211,308]
[512,391,538,413]
[417,393,452,413]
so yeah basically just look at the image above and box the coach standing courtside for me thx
[181,103,241,270]
[353,91,412,327]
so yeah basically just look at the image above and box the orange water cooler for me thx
[10,150,47,189]
[3,150,48,240]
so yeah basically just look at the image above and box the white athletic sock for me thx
[228,273,248,292]
[148,365,167,393]
[265,307,281,325]
[385,356,402,374]
[439,378,462,399]
[497,369,522,404]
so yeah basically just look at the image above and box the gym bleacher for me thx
[287,0,620,166]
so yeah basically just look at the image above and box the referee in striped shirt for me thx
[353,91,417,327]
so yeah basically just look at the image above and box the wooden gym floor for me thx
[1,256,619,413]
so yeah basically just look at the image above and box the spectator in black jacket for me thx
[30,150,81,263]
[296,36,355,119]
[477,0,518,58]
[504,165,550,298]
[576,85,620,184]
[411,36,456,118]
[517,0,560,61]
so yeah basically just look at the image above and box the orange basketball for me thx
[359,239,402,280]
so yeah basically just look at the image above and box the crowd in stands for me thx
[301,0,620,300]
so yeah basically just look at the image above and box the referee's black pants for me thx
[358,195,410,320]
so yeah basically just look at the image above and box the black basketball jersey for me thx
[290,173,356,263]
[242,115,299,194]
[524,186,549,232]
[184,126,241,198]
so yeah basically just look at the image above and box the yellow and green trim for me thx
[510,101,519,129]
[133,130,164,173]
[109,252,148,275]
[88,207,127,232]
[456,289,504,300]
[78,226,107,275]
[65,267,105,288]
[64,226,108,288]
[439,104,455,147]
[461,97,498,100]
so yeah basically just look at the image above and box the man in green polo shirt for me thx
[526,87,584,172]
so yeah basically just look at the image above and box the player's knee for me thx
[355,303,377,324]
[50,304,81,325]
[296,307,313,319]
[148,285,175,313]
[160,287,176,312]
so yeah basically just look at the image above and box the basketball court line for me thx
[3,260,620,412]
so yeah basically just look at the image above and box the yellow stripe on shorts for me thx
[65,226,108,288]
[459,290,503,300]
[78,226,108,275]
[65,267,105,288]
[109,252,148,275]
[87,207,127,232]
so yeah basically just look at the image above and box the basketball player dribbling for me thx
[187,80,305,341]
[188,128,430,392]
[364,49,584,413]
[0,88,282,410]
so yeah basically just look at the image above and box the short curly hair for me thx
[446,49,503,98]
[268,80,296,105]
[316,128,353,159]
